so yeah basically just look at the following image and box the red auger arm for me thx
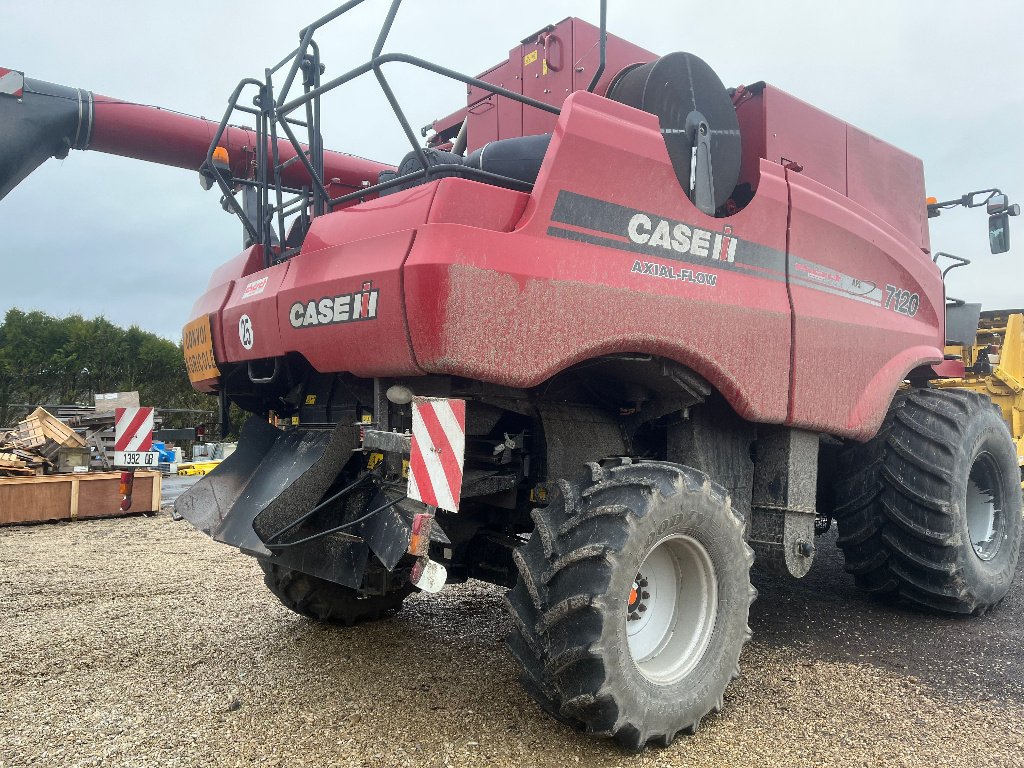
[0,72,392,201]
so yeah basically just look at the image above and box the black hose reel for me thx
[608,52,742,215]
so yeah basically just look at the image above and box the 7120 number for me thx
[884,284,920,317]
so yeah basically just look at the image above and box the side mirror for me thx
[987,193,1009,215]
[989,213,1010,254]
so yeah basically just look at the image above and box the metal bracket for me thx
[748,427,818,578]
[686,110,716,216]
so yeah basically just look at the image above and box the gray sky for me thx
[2,1,1022,341]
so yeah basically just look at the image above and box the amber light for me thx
[119,471,134,511]
[408,512,432,556]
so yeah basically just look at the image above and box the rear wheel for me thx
[833,388,1022,613]
[259,560,414,625]
[506,460,755,749]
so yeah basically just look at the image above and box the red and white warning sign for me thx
[407,397,465,513]
[114,406,158,467]
[0,68,25,98]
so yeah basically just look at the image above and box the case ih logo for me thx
[627,214,738,263]
[289,281,379,328]
[241,276,269,299]
[546,192,769,278]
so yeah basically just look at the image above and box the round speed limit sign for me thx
[238,314,254,350]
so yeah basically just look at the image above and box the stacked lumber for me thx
[1,407,88,477]
[0,451,34,476]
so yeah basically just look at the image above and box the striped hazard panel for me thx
[407,398,465,513]
[0,68,24,98]
[115,407,154,452]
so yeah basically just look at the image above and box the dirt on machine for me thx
[2,0,1022,750]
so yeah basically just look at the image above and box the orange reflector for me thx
[212,146,230,165]
[926,196,938,205]
[408,512,433,556]
[629,587,638,605]
[119,470,135,511]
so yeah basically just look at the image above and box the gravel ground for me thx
[2,511,1023,768]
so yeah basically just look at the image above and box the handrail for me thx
[204,0,608,261]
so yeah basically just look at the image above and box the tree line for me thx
[0,309,214,429]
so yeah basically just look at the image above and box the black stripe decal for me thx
[546,225,787,283]
[547,190,894,306]
[549,190,787,275]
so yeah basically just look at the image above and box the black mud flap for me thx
[174,416,360,557]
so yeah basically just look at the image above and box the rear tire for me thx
[259,561,414,625]
[833,388,1022,614]
[506,460,755,750]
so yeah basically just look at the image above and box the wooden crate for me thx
[0,471,162,525]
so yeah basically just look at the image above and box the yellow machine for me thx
[175,460,222,477]
[935,310,1024,477]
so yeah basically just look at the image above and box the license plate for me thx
[182,315,221,384]
[115,451,160,468]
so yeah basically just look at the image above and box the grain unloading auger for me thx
[0,71,391,202]
[2,0,1021,750]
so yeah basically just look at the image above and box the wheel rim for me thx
[966,452,1006,561]
[626,535,717,685]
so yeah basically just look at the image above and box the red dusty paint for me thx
[405,93,792,426]
[220,261,292,361]
[276,229,422,378]
[932,359,965,378]
[786,172,943,439]
[188,88,943,440]
[440,17,655,152]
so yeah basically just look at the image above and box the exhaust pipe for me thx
[0,74,93,200]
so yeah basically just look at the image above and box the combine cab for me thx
[1,0,1020,750]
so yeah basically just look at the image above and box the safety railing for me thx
[202,0,607,266]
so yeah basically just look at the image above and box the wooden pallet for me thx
[0,471,162,525]
[17,407,87,450]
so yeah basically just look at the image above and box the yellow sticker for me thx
[367,452,384,470]
[523,49,538,66]
[542,58,548,76]
[182,314,221,384]
[361,414,373,424]
[291,416,300,425]
[304,394,317,405]
[401,459,410,479]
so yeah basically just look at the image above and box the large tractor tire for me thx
[833,388,1022,614]
[506,460,755,750]
[259,561,414,626]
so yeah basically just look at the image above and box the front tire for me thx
[833,388,1022,613]
[506,460,755,749]
[259,561,414,625]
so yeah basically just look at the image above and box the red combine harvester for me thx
[2,0,1021,749]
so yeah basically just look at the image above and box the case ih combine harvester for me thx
[2,0,1022,749]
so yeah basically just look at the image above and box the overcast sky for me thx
[2,1,1022,341]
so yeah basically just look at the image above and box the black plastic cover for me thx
[464,133,551,188]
